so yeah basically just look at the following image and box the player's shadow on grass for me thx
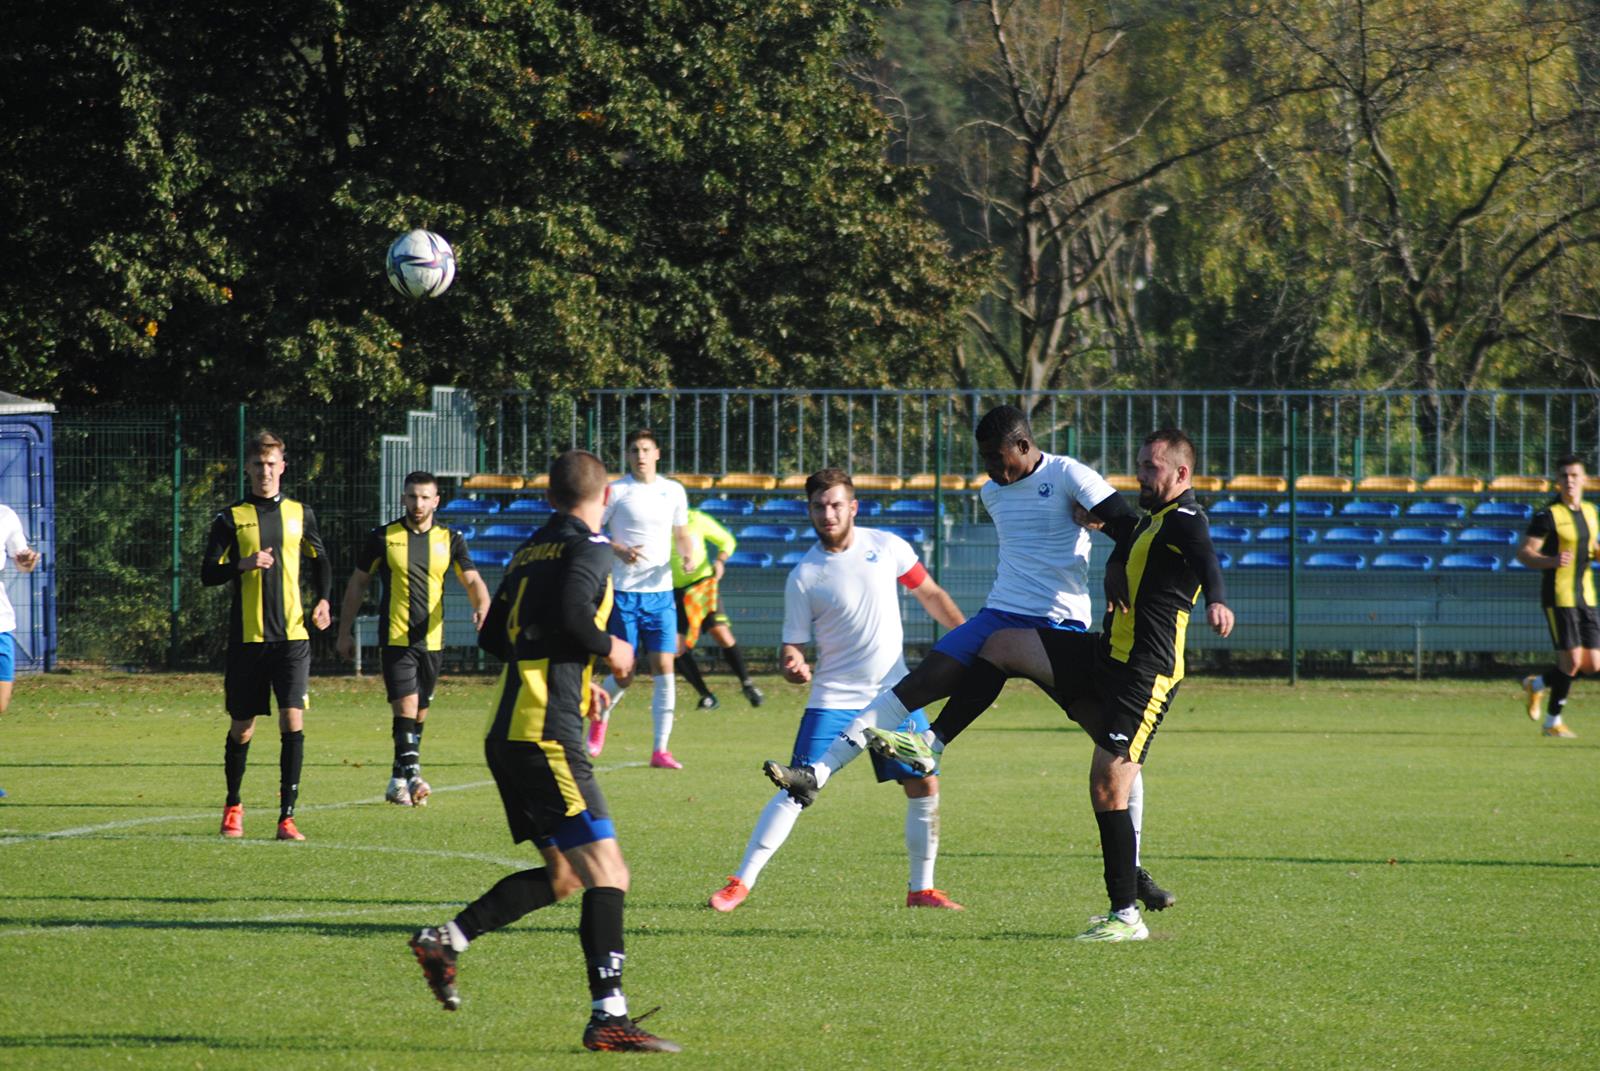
[0,1032,530,1055]
[0,915,462,935]
[0,893,467,907]
[942,848,1599,869]
[972,725,1493,738]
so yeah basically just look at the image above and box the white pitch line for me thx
[0,760,647,847]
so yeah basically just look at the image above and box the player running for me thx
[407,449,680,1053]
[1518,454,1600,738]
[708,469,966,913]
[867,429,1233,941]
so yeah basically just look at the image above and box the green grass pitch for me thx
[1,671,1596,1069]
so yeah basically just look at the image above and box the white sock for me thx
[1127,770,1144,866]
[734,791,806,887]
[1113,905,1142,925]
[923,728,944,754]
[651,674,676,752]
[905,793,940,891]
[443,919,470,952]
[1544,713,1563,729]
[599,675,625,722]
[593,994,628,1017]
[813,689,910,786]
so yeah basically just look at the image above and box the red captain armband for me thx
[897,561,928,588]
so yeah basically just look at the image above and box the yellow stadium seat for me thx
[904,473,967,491]
[462,473,525,491]
[1191,474,1224,492]
[1355,475,1417,493]
[967,473,990,489]
[1226,474,1289,493]
[670,473,716,489]
[1487,475,1549,494]
[777,473,810,490]
[850,473,905,491]
[716,472,778,491]
[1106,474,1140,492]
[525,473,551,490]
[1421,475,1484,494]
[1295,474,1353,493]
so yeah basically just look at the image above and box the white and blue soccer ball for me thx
[386,229,457,298]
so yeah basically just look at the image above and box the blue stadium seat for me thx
[1371,552,1433,571]
[1255,525,1318,544]
[887,499,938,517]
[856,499,883,517]
[505,497,547,512]
[726,550,774,568]
[1406,500,1466,519]
[698,497,755,517]
[1439,552,1500,571]
[1210,499,1269,518]
[1216,550,1232,569]
[1305,551,1365,570]
[737,524,796,542]
[451,525,476,541]
[757,498,809,516]
[1340,500,1401,519]
[777,550,808,567]
[879,525,927,543]
[441,497,499,515]
[480,523,535,542]
[1321,526,1383,546]
[1237,551,1291,568]
[1471,500,1533,521]
[1390,526,1451,545]
[471,548,513,568]
[1273,500,1334,518]
[1210,525,1251,544]
[1456,527,1519,546]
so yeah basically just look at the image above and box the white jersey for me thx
[602,473,689,593]
[0,503,30,634]
[979,451,1117,624]
[783,527,924,710]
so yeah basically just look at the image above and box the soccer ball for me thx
[386,229,457,299]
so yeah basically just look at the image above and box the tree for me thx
[0,1,976,407]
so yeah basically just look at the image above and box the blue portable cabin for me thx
[0,392,56,672]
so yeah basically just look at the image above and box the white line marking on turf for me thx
[0,761,648,847]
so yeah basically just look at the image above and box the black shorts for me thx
[1037,629,1179,766]
[224,640,311,717]
[485,737,611,846]
[1545,607,1600,651]
[382,646,443,706]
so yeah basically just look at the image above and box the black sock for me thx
[929,657,1009,745]
[677,649,712,700]
[722,643,751,684]
[1095,808,1139,912]
[580,887,627,1002]
[393,716,420,779]
[224,737,249,807]
[453,867,558,941]
[1548,666,1575,717]
[279,730,304,819]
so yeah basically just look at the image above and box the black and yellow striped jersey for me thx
[1099,489,1227,682]
[355,518,475,650]
[201,494,333,646]
[481,512,615,747]
[1527,500,1600,608]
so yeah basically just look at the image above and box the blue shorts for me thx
[608,590,677,657]
[0,633,14,683]
[794,707,937,782]
[550,810,617,851]
[931,607,1086,666]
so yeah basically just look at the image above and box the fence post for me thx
[236,403,247,500]
[932,409,944,642]
[1288,407,1299,686]
[170,407,183,668]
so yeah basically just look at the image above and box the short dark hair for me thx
[975,405,1031,447]
[1145,428,1196,470]
[805,467,855,502]
[246,431,285,458]
[403,470,438,490]
[549,450,608,510]
[1556,454,1587,472]
[627,427,659,448]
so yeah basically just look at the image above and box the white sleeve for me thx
[781,568,812,646]
[670,482,689,527]
[1064,457,1117,510]
[884,533,919,577]
[0,508,24,556]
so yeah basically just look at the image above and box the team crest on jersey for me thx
[1038,483,1054,498]
[865,549,879,562]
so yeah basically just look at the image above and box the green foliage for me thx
[1,1,974,407]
